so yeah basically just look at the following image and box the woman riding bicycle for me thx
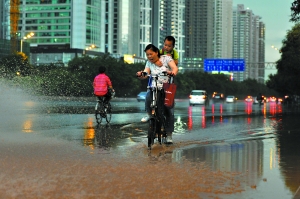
[136,44,178,143]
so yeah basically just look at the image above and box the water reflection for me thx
[188,106,192,130]
[188,102,285,131]
[183,104,300,197]
[83,117,95,149]
[276,115,300,194]
[82,117,125,151]
[95,124,113,150]
[269,103,283,116]
[244,102,252,115]
[173,140,264,186]
[21,101,37,133]
[187,106,206,130]
[82,118,116,150]
[22,118,33,133]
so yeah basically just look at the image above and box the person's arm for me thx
[107,76,114,91]
[173,49,179,66]
[136,67,151,79]
[174,59,178,66]
[167,60,178,76]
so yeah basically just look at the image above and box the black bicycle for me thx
[141,71,173,149]
[95,97,112,124]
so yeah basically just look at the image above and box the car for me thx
[212,92,224,102]
[268,96,277,103]
[226,95,237,103]
[189,90,208,106]
[245,96,253,102]
[137,91,147,102]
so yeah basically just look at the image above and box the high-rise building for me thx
[185,0,214,59]
[258,21,265,83]
[0,0,142,65]
[139,0,154,57]
[103,0,162,59]
[12,0,103,65]
[0,1,10,40]
[20,0,101,50]
[103,0,140,58]
[232,4,265,82]
[214,0,233,59]
[159,0,185,61]
[184,0,214,70]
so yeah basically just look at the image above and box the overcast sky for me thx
[233,0,295,63]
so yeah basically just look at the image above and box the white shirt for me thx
[145,55,173,89]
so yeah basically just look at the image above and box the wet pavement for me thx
[1,84,300,198]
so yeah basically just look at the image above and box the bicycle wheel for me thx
[148,118,156,148]
[95,101,102,124]
[105,102,112,123]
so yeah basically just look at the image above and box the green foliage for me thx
[66,54,145,97]
[174,71,275,99]
[0,53,278,98]
[266,23,300,96]
[39,69,92,96]
[0,53,31,78]
[291,0,300,22]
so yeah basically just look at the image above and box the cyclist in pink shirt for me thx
[93,66,115,104]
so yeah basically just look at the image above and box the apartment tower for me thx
[184,0,214,69]
[214,0,233,59]
[232,4,264,81]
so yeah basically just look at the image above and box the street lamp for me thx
[271,44,282,53]
[21,32,34,53]
[85,44,97,50]
[271,45,279,51]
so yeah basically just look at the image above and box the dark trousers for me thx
[145,90,174,133]
[97,91,112,104]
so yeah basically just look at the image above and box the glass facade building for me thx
[0,0,102,65]
[18,0,101,50]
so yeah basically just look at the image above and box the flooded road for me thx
[0,85,300,198]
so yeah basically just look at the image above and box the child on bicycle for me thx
[159,35,179,66]
[136,44,178,144]
[93,66,115,105]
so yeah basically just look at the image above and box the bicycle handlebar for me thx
[136,71,174,78]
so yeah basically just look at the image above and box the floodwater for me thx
[0,83,300,199]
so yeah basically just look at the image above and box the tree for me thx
[291,0,300,22]
[0,52,30,78]
[266,23,300,95]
